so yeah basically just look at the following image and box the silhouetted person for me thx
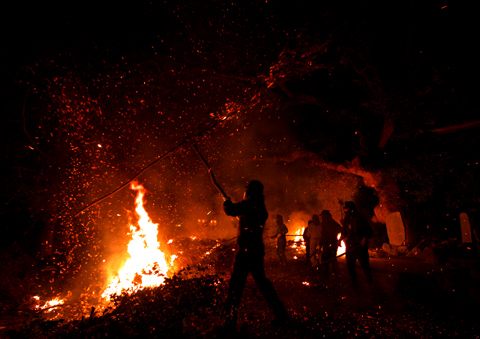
[320,210,342,277]
[340,201,374,288]
[222,180,288,332]
[303,221,311,260]
[305,214,322,266]
[272,215,288,265]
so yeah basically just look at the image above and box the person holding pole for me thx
[271,214,288,266]
[222,180,289,332]
[305,214,322,267]
[192,147,289,332]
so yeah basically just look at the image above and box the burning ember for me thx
[33,296,64,312]
[101,182,172,299]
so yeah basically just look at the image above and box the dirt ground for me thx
[1,241,479,339]
[216,243,480,338]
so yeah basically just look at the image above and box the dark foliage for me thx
[7,253,480,339]
[12,273,227,339]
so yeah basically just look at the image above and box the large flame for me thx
[102,182,171,299]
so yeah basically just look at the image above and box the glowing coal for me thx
[33,296,65,312]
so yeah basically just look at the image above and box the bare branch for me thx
[430,120,480,134]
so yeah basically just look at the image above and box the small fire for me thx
[336,233,346,256]
[294,227,304,243]
[102,182,172,299]
[289,227,305,249]
[287,227,306,260]
[288,227,345,257]
[34,296,64,311]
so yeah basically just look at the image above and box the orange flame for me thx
[294,227,305,243]
[102,182,171,299]
[336,233,346,256]
[34,296,64,312]
[289,227,306,260]
[289,227,305,249]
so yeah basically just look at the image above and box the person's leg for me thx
[325,242,340,275]
[250,255,288,322]
[281,252,287,265]
[310,238,320,266]
[225,251,249,330]
[276,245,282,262]
[358,247,373,284]
[321,248,330,276]
[346,251,358,288]
[305,240,310,260]
[279,237,287,265]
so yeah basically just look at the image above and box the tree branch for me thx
[430,120,480,134]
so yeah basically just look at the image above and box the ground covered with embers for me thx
[3,245,480,339]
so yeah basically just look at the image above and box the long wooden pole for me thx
[193,144,229,199]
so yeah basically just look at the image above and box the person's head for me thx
[343,201,357,213]
[276,214,283,223]
[312,214,320,224]
[320,210,331,221]
[244,180,264,198]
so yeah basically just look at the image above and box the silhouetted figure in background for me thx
[340,201,374,288]
[320,210,342,277]
[272,215,288,266]
[222,180,288,332]
[303,220,311,260]
[305,214,322,266]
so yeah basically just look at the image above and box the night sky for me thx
[1,0,479,303]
